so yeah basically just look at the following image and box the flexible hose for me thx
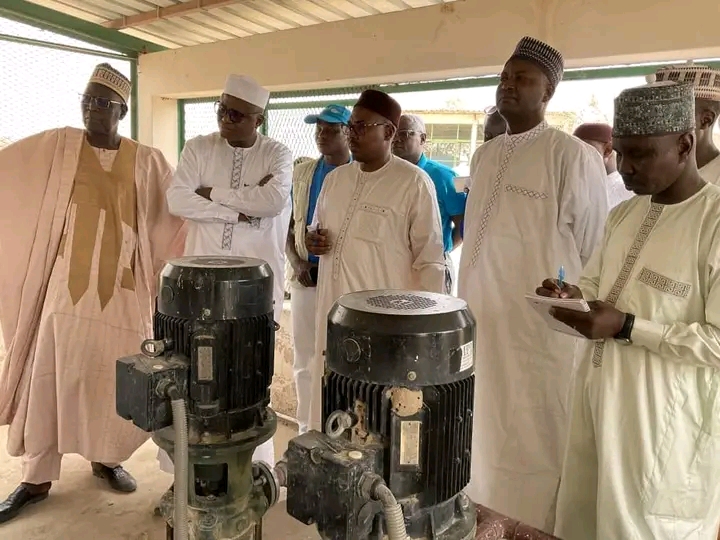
[373,484,410,540]
[170,396,189,540]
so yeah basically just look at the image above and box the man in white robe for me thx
[539,80,720,540]
[306,89,446,432]
[574,122,633,210]
[164,74,292,471]
[655,63,720,185]
[457,36,608,532]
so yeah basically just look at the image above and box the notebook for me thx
[524,293,590,338]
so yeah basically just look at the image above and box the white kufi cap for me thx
[224,74,270,109]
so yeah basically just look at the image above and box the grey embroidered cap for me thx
[613,81,695,138]
[654,62,720,102]
[510,36,564,88]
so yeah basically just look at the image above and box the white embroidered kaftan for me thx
[457,121,608,531]
[307,156,446,431]
[165,131,292,468]
[167,132,293,323]
[555,184,720,540]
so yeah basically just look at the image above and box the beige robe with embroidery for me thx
[0,127,185,462]
[555,185,720,539]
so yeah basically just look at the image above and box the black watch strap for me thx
[615,313,636,341]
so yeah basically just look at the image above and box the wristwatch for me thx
[614,313,635,344]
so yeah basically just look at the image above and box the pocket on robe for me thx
[643,380,720,521]
[353,203,390,244]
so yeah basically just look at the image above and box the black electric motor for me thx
[116,256,279,539]
[280,290,477,540]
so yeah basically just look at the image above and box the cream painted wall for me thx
[137,0,720,159]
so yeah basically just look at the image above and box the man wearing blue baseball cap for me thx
[286,103,351,434]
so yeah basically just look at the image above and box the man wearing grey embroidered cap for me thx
[654,63,720,185]
[165,74,293,472]
[457,36,608,531]
[537,81,720,539]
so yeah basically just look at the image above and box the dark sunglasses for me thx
[215,101,258,123]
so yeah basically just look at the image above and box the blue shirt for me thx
[306,158,344,263]
[417,154,466,253]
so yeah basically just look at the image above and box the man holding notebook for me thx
[538,81,720,539]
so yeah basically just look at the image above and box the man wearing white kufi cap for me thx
[0,63,186,523]
[457,36,608,532]
[165,74,292,473]
[654,62,720,185]
[539,80,720,539]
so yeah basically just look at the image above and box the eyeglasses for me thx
[344,121,388,137]
[315,124,343,135]
[215,101,258,123]
[79,94,124,109]
[394,129,422,141]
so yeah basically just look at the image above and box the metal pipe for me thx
[0,32,132,60]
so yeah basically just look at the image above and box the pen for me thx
[557,265,565,288]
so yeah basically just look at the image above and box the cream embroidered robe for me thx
[555,185,720,540]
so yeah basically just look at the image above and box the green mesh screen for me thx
[183,99,218,142]
[0,17,133,149]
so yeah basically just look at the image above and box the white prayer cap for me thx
[223,74,270,109]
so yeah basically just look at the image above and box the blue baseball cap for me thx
[304,104,351,125]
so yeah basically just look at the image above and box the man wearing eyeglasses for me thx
[286,104,351,434]
[393,114,466,294]
[165,74,292,470]
[0,63,185,523]
[305,89,446,432]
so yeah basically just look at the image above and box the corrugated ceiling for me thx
[24,0,457,49]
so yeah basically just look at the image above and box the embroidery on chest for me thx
[470,123,548,265]
[592,203,665,367]
[504,184,548,199]
[637,267,691,298]
[222,149,245,249]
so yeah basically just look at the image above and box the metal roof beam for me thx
[103,0,241,29]
[0,0,166,55]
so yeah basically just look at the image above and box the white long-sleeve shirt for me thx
[166,132,293,321]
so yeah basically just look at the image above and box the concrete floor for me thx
[0,420,318,540]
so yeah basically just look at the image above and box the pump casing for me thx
[283,290,477,540]
[116,256,278,539]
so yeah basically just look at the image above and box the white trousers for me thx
[157,437,275,475]
[290,283,318,435]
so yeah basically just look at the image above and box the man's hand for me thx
[306,229,332,256]
[550,301,627,340]
[292,260,316,287]
[196,187,212,200]
[536,278,584,300]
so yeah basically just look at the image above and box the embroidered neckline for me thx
[505,120,549,145]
